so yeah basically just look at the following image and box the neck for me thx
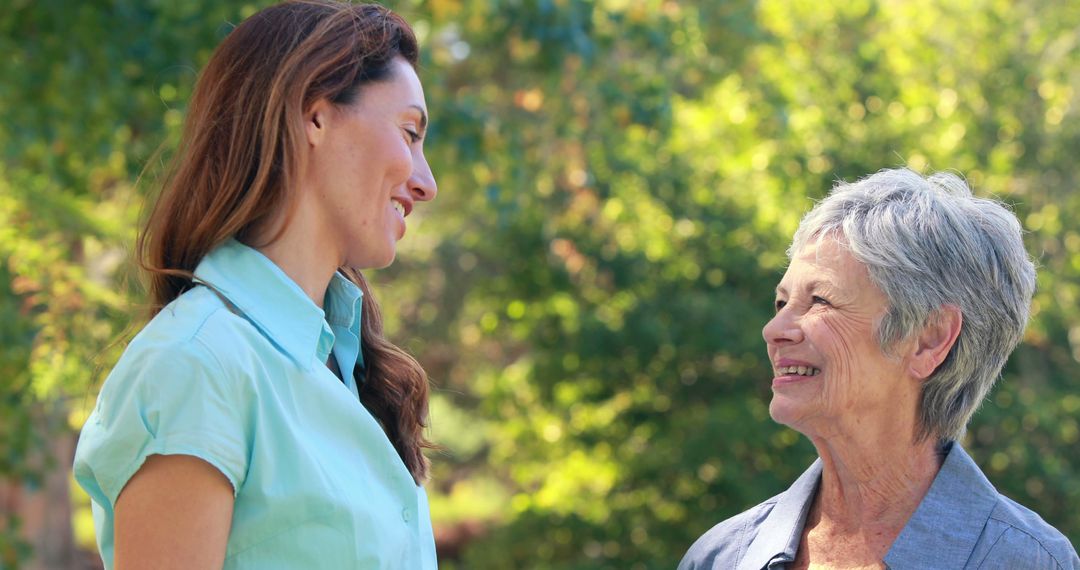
[251,213,340,309]
[809,426,943,536]
[249,181,343,309]
[256,238,337,308]
[791,378,944,569]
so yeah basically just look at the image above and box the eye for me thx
[774,299,787,312]
[811,295,831,306]
[403,128,421,144]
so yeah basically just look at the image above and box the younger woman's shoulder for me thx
[75,287,260,509]
[131,287,251,354]
[99,286,260,408]
[128,286,263,371]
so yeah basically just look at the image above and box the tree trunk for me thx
[4,403,78,570]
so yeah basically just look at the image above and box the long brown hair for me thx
[137,0,432,482]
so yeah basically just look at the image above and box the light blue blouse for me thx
[73,239,438,569]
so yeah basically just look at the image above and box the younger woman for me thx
[74,2,440,568]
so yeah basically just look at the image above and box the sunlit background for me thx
[2,0,1078,568]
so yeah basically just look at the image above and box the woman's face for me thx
[762,236,918,439]
[305,57,437,270]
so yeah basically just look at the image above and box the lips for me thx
[391,196,413,217]
[776,365,820,377]
[771,358,822,386]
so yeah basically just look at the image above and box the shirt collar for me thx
[193,239,363,370]
[325,270,365,372]
[325,271,364,333]
[737,442,998,570]
[739,458,822,570]
[884,442,998,568]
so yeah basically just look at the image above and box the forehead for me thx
[356,57,426,111]
[780,235,877,294]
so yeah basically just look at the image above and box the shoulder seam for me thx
[985,516,1068,570]
[166,292,242,374]
[191,331,231,377]
[161,288,234,344]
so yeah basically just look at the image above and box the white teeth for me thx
[779,365,820,376]
[392,200,405,217]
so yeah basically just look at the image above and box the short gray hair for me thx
[789,168,1036,443]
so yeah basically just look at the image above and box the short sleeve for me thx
[73,334,252,511]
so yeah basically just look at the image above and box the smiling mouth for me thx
[391,199,406,217]
[776,365,821,377]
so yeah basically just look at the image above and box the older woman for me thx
[681,169,1079,569]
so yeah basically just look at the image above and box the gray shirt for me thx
[679,443,1078,569]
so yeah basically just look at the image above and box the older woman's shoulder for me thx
[677,494,784,570]
[966,493,1080,569]
[680,459,822,569]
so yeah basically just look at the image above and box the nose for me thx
[409,149,438,202]
[762,307,804,347]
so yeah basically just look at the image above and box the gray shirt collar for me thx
[884,443,999,568]
[739,458,822,570]
[737,443,997,570]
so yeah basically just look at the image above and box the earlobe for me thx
[909,305,963,379]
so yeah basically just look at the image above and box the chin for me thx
[768,396,805,428]
[368,251,397,269]
[344,248,396,271]
[379,244,399,267]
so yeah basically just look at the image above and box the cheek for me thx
[381,139,413,182]
[815,315,875,410]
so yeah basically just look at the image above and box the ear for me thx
[908,305,963,380]
[304,98,333,147]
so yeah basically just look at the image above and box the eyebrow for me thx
[775,279,829,296]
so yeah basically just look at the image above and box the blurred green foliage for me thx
[1,0,1078,567]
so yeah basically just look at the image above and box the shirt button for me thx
[401,508,411,523]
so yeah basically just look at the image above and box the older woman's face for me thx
[762,236,917,438]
